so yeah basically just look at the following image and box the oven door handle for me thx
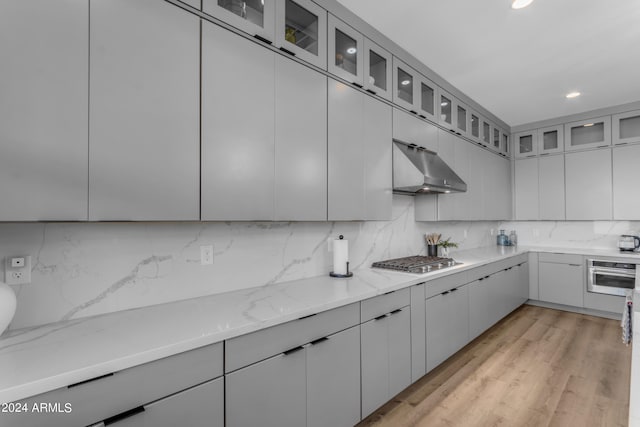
[591,267,636,279]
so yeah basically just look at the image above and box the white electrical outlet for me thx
[200,245,214,265]
[463,229,468,238]
[5,256,31,285]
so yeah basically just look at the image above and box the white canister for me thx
[0,283,17,336]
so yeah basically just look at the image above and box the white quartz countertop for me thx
[0,244,637,404]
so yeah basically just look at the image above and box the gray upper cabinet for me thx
[329,80,392,220]
[514,130,538,158]
[564,116,611,151]
[275,0,326,69]
[613,144,640,220]
[538,125,564,155]
[438,89,456,131]
[327,14,364,86]
[491,125,501,153]
[613,110,640,145]
[501,131,510,157]
[0,0,88,221]
[89,0,199,221]
[514,158,538,220]
[417,75,438,122]
[202,0,275,43]
[468,111,481,143]
[393,108,438,152]
[201,22,275,220]
[538,154,565,220]
[456,101,469,138]
[392,57,418,113]
[481,119,492,147]
[565,148,612,220]
[363,38,393,101]
[274,56,327,220]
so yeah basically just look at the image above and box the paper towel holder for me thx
[330,261,353,278]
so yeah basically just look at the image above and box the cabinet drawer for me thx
[361,288,410,322]
[424,272,468,299]
[225,303,359,372]
[6,343,223,427]
[538,253,583,265]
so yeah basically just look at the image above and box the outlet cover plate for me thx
[5,256,31,285]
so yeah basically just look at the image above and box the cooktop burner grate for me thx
[372,255,461,274]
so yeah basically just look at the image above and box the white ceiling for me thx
[336,0,640,127]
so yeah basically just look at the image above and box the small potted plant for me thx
[438,237,458,257]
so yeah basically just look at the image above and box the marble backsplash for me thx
[499,221,640,250]
[1,196,498,330]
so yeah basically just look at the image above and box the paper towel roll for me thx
[333,237,349,275]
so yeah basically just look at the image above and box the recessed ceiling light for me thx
[566,91,581,99]
[511,0,534,9]
[401,79,410,86]
[346,47,357,54]
[441,101,449,106]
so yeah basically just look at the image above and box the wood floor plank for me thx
[357,305,631,427]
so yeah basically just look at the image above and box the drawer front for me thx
[5,342,223,427]
[538,252,583,265]
[424,272,468,299]
[361,288,410,322]
[225,302,360,373]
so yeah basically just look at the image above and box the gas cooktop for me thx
[371,255,461,274]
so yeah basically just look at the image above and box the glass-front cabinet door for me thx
[537,125,564,155]
[613,110,640,145]
[392,57,417,113]
[203,0,276,42]
[275,0,326,69]
[564,116,611,151]
[492,127,501,152]
[438,90,455,131]
[417,75,437,121]
[456,101,468,136]
[468,112,480,142]
[481,119,491,147]
[514,130,538,158]
[363,38,392,101]
[328,14,363,86]
[501,132,510,157]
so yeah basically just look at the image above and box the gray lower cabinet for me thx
[100,378,224,427]
[226,349,307,427]
[565,148,612,220]
[89,0,200,220]
[307,326,362,427]
[410,284,427,382]
[328,79,392,220]
[202,21,327,221]
[361,307,411,417]
[5,343,223,427]
[468,277,491,340]
[613,144,640,220]
[0,0,88,221]
[425,284,469,372]
[538,254,584,307]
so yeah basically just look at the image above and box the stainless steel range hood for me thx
[392,139,467,195]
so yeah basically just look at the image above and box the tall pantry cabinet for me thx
[0,0,88,221]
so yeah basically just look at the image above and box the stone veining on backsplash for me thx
[0,196,521,331]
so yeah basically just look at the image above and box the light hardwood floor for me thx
[358,305,631,427]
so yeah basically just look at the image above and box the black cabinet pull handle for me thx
[366,89,377,95]
[68,372,114,389]
[384,290,396,295]
[253,34,272,45]
[484,275,490,279]
[450,288,458,292]
[283,346,304,356]
[374,314,388,321]
[410,110,418,115]
[478,277,484,281]
[310,337,329,346]
[279,47,296,56]
[419,114,427,119]
[390,308,402,315]
[298,313,317,320]
[441,291,450,295]
[104,406,145,425]
[352,82,363,88]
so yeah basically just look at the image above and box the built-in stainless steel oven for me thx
[587,259,637,297]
